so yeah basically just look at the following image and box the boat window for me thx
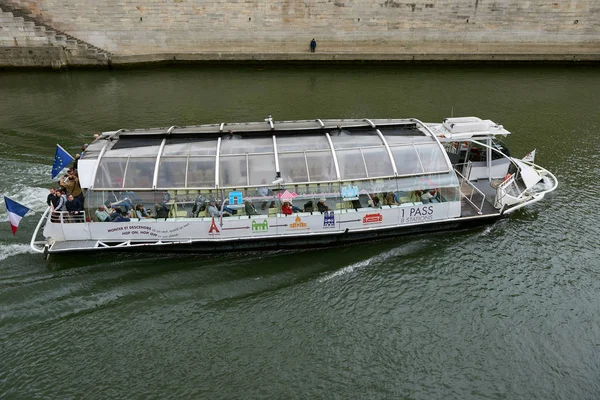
[329,133,382,149]
[415,144,450,173]
[275,135,330,152]
[389,145,423,175]
[362,147,394,177]
[187,157,216,187]
[306,151,336,182]
[395,172,459,192]
[248,154,276,186]
[220,155,248,187]
[157,157,187,188]
[123,158,156,188]
[220,137,273,155]
[336,149,367,180]
[380,125,430,145]
[163,138,218,156]
[94,158,127,188]
[278,152,309,183]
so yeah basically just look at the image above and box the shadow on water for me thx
[43,224,485,278]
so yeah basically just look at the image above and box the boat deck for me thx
[460,178,502,218]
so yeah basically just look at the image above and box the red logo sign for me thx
[362,213,383,224]
[208,217,220,234]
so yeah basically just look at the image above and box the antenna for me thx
[451,106,454,118]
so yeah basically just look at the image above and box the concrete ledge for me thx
[111,51,600,65]
[2,49,600,69]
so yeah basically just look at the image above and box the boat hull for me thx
[45,212,502,255]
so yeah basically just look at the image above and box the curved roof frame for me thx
[90,119,454,190]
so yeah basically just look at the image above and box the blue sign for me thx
[341,185,359,200]
[323,211,335,228]
[229,191,243,205]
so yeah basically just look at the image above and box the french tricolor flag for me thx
[4,196,30,235]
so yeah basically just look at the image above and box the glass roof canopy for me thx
[86,119,452,190]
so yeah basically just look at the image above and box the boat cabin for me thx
[77,118,461,221]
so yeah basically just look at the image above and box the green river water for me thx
[0,65,599,399]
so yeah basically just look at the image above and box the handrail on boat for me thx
[30,206,50,253]
[454,167,486,214]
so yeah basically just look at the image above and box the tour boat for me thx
[30,116,558,255]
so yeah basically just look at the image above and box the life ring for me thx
[504,173,511,182]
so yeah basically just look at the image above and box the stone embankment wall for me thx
[1,0,599,67]
[0,5,109,67]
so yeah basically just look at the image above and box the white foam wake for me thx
[0,187,49,222]
[318,243,424,282]
[0,243,35,262]
[318,258,373,282]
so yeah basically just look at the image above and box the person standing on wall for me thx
[310,38,316,53]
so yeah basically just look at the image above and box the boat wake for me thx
[318,242,425,282]
[0,243,35,262]
[0,186,49,222]
[318,258,373,283]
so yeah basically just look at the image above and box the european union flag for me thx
[51,144,74,179]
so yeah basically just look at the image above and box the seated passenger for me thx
[370,196,382,209]
[135,204,152,219]
[154,203,170,219]
[317,198,329,213]
[385,192,399,205]
[208,199,231,218]
[109,207,123,221]
[191,194,207,217]
[111,196,134,213]
[113,210,131,222]
[244,201,260,216]
[421,189,440,203]
[303,200,313,212]
[281,201,301,215]
[95,206,111,222]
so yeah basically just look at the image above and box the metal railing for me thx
[49,210,87,224]
[454,167,486,214]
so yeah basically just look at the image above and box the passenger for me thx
[154,203,170,219]
[46,188,59,209]
[317,198,329,213]
[113,210,131,222]
[191,194,207,217]
[258,180,275,210]
[59,168,83,201]
[371,196,382,209]
[207,199,231,218]
[244,201,260,216]
[95,206,111,222]
[111,194,134,213]
[385,192,399,205]
[71,153,80,170]
[135,204,152,219]
[65,194,84,222]
[51,189,67,222]
[109,207,123,221]
[421,189,440,203]
[281,201,301,215]
[303,200,313,212]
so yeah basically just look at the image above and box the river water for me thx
[0,65,599,399]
